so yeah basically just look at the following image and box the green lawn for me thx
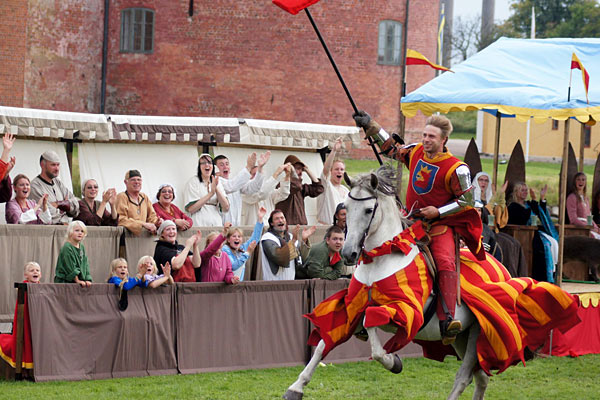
[1,354,598,399]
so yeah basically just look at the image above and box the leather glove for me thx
[56,200,71,213]
[352,111,382,138]
[352,110,371,129]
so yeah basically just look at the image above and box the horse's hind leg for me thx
[472,369,489,400]
[283,340,325,400]
[447,323,480,400]
[367,326,403,373]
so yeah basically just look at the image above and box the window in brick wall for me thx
[584,125,591,148]
[552,119,559,130]
[120,8,154,53]
[377,20,402,65]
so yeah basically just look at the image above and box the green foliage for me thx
[447,111,477,137]
[506,0,600,38]
[1,355,599,399]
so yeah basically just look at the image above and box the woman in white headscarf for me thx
[472,171,508,230]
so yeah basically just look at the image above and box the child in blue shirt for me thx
[107,258,140,310]
[222,207,266,281]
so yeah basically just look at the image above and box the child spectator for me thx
[200,222,239,284]
[54,221,92,287]
[107,258,140,311]
[136,255,174,288]
[0,261,41,371]
[223,207,266,281]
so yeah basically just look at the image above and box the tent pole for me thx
[579,122,585,172]
[492,112,501,192]
[557,119,570,287]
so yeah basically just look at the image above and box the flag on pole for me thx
[273,0,321,15]
[571,52,590,103]
[437,4,445,67]
[406,49,453,72]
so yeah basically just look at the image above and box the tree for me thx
[451,16,480,62]
[505,0,600,38]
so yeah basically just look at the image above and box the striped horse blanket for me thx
[306,230,581,374]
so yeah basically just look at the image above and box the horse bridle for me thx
[347,191,379,258]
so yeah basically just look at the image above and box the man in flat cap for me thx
[30,150,80,224]
[115,170,162,235]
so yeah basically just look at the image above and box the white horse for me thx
[284,168,489,400]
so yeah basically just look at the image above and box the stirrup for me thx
[440,319,462,346]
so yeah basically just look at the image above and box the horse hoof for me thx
[283,390,303,400]
[390,354,403,374]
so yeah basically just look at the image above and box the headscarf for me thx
[473,171,493,204]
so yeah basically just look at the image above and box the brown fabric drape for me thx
[176,281,310,373]
[27,283,177,382]
[0,226,122,319]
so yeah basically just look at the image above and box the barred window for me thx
[584,125,591,148]
[377,20,402,65]
[120,8,154,53]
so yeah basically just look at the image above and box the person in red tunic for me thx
[0,261,39,372]
[353,111,482,345]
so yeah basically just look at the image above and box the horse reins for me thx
[347,191,379,260]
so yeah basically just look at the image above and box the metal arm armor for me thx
[437,164,475,218]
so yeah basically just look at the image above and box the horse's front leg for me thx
[283,340,325,400]
[447,323,480,400]
[366,325,403,374]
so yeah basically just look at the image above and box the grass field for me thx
[345,154,590,206]
[1,354,598,399]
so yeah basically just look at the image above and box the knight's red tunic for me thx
[405,143,465,211]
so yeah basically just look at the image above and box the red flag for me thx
[273,0,321,15]
[406,49,453,72]
[571,52,590,103]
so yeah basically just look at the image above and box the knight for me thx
[353,111,484,345]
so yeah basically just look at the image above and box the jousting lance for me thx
[272,0,384,165]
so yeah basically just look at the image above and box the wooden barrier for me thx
[501,224,591,278]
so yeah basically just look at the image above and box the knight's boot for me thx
[438,270,462,345]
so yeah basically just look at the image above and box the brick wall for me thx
[0,0,28,107]
[1,0,439,158]
[106,0,439,156]
[23,0,104,112]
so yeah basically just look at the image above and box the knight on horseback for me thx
[353,111,484,346]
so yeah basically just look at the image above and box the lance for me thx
[273,0,384,165]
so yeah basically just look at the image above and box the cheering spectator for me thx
[183,154,229,227]
[302,225,345,280]
[76,179,118,226]
[332,203,347,233]
[566,172,600,238]
[199,222,239,284]
[137,256,173,288]
[154,220,202,282]
[54,221,92,287]
[5,174,51,224]
[30,150,80,224]
[0,133,16,203]
[153,183,192,230]
[242,163,292,225]
[275,155,324,225]
[223,206,266,280]
[115,170,162,235]
[215,152,268,225]
[317,138,349,225]
[260,210,315,280]
[107,258,140,311]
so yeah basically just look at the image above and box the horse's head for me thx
[342,166,403,265]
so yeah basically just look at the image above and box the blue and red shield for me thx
[411,159,439,195]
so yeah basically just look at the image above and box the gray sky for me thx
[453,0,511,22]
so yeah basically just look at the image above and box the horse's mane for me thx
[351,163,399,197]
[350,164,410,227]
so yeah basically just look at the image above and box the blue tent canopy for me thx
[401,37,600,123]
